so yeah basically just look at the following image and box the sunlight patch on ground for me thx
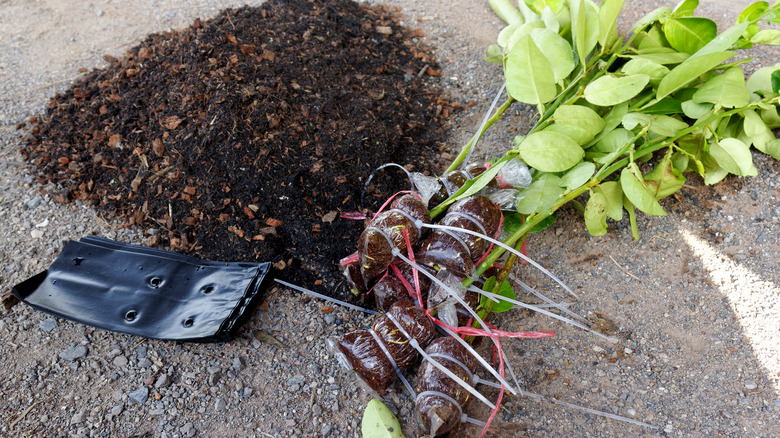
[679,228,780,393]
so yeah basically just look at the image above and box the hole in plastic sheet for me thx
[183,317,195,327]
[202,285,214,294]
[149,277,162,288]
[125,310,138,322]
[73,257,84,266]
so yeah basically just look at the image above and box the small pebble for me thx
[113,355,128,368]
[155,374,171,389]
[128,387,149,405]
[214,397,227,411]
[745,380,758,390]
[232,356,246,372]
[70,410,84,425]
[59,345,88,362]
[39,317,57,333]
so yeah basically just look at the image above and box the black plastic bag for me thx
[12,236,274,342]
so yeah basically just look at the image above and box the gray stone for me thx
[70,410,85,425]
[286,374,305,387]
[745,380,758,390]
[181,422,195,437]
[214,397,227,412]
[26,196,42,209]
[110,404,124,418]
[208,372,221,386]
[138,358,152,368]
[59,345,88,362]
[321,424,332,437]
[128,387,149,405]
[113,355,128,368]
[231,356,246,372]
[155,374,170,389]
[39,317,57,333]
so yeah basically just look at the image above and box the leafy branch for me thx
[446,0,780,283]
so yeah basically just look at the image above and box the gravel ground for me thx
[1,0,779,437]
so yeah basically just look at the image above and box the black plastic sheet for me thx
[12,236,274,342]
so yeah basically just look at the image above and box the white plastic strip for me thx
[509,273,589,323]
[438,326,517,395]
[391,249,491,336]
[274,279,378,315]
[422,223,578,298]
[477,288,617,342]
[386,312,495,410]
[368,328,416,398]
[461,83,506,169]
[519,387,660,429]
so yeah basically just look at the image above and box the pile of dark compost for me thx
[21,0,452,298]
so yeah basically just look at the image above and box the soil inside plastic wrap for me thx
[20,0,450,298]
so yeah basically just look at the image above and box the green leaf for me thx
[743,109,779,158]
[681,100,713,118]
[593,181,623,220]
[750,28,780,45]
[663,17,717,54]
[622,113,688,137]
[643,98,683,115]
[586,102,629,149]
[688,22,748,61]
[592,127,634,153]
[570,0,599,66]
[772,70,780,93]
[584,74,650,106]
[709,138,758,176]
[362,399,405,438]
[656,51,735,100]
[622,196,641,240]
[584,191,608,236]
[549,104,605,145]
[480,276,516,313]
[498,22,523,47]
[531,212,558,232]
[516,173,566,214]
[672,0,698,17]
[490,0,525,25]
[628,50,690,65]
[598,0,625,49]
[485,44,503,63]
[702,153,729,185]
[506,34,558,105]
[452,160,507,202]
[530,28,575,84]
[620,165,667,216]
[637,25,671,50]
[560,162,596,190]
[746,62,780,96]
[761,107,780,129]
[645,150,686,199]
[631,6,672,33]
[505,210,558,233]
[737,2,768,23]
[541,6,560,33]
[516,131,585,172]
[621,58,670,84]
[691,67,751,108]
[505,20,546,51]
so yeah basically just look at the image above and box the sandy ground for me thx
[1,0,779,437]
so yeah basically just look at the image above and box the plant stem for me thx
[446,98,515,172]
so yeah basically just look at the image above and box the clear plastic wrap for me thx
[415,337,479,436]
[332,299,437,393]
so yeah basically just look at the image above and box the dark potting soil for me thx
[21,0,452,299]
